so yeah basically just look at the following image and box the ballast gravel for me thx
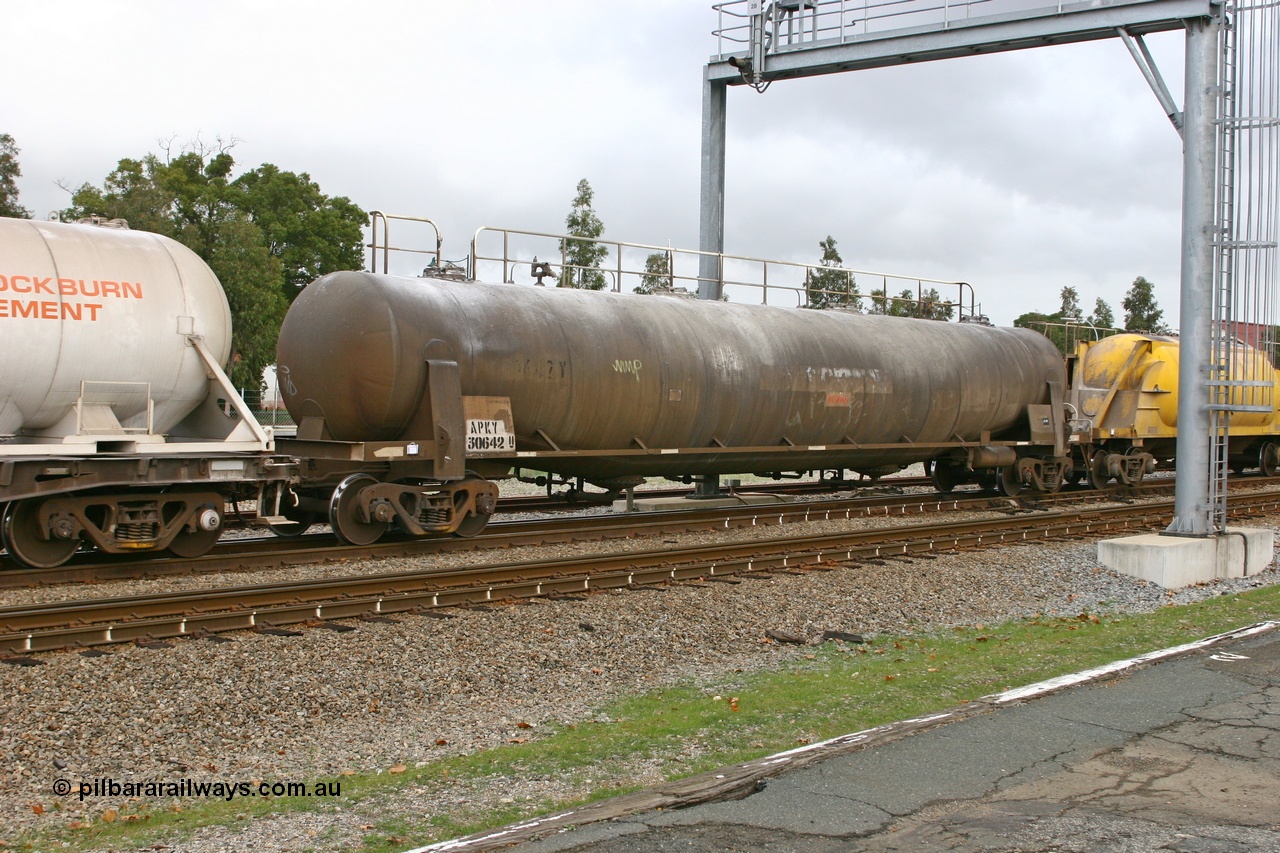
[0,502,1277,853]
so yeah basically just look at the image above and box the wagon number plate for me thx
[466,419,516,453]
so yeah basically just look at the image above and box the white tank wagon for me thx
[0,217,295,569]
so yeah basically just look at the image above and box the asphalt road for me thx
[493,624,1280,853]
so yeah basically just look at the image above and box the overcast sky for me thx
[5,0,1189,326]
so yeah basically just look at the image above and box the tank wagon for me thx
[0,217,294,568]
[11,215,1218,569]
[1066,332,1280,486]
[274,270,1075,544]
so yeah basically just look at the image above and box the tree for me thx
[869,286,951,320]
[1122,276,1171,334]
[1058,286,1081,320]
[1087,297,1115,330]
[64,140,365,389]
[805,236,861,310]
[559,179,608,290]
[635,251,672,294]
[916,287,954,321]
[0,133,32,219]
[868,288,914,317]
[232,163,365,296]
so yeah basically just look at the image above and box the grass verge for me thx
[8,583,1278,853]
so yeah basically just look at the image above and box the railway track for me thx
[0,476,1187,588]
[4,489,1278,656]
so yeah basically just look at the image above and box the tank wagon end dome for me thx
[277,270,426,441]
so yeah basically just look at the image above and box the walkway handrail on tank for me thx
[367,211,443,275]
[712,0,1088,59]
[1027,320,1128,354]
[469,224,977,319]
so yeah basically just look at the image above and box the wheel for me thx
[329,474,389,546]
[930,460,962,493]
[1260,442,1279,477]
[453,511,491,538]
[1089,450,1113,490]
[997,464,1024,497]
[167,503,223,559]
[1,499,79,569]
[452,477,497,538]
[974,468,1000,493]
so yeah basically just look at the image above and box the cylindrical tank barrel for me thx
[0,218,232,436]
[1078,333,1278,430]
[278,272,1064,480]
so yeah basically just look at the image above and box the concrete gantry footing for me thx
[1098,527,1274,588]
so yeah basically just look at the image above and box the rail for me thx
[1026,320,1128,354]
[469,224,979,319]
[367,210,443,274]
[6,488,1278,654]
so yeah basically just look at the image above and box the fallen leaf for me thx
[341,769,356,776]
[516,721,533,729]
[884,675,896,681]
[591,668,603,675]
[102,809,117,823]
[927,667,939,672]
[389,764,407,774]
[30,804,43,816]
[508,737,528,744]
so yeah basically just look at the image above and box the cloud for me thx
[5,1,1188,324]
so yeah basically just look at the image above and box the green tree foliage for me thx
[559,179,608,290]
[1087,297,1116,330]
[635,251,672,294]
[64,142,366,390]
[1122,276,1171,334]
[0,133,32,219]
[805,236,861,310]
[917,287,954,321]
[869,288,914,317]
[1058,286,1081,320]
[233,163,365,292]
[870,286,952,320]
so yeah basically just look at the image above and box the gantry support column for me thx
[698,75,728,301]
[1167,14,1221,536]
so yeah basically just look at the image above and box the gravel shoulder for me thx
[1,494,1276,852]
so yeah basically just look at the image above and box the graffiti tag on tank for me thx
[613,359,642,380]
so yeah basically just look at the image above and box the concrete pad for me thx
[612,493,792,512]
[1098,527,1273,588]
